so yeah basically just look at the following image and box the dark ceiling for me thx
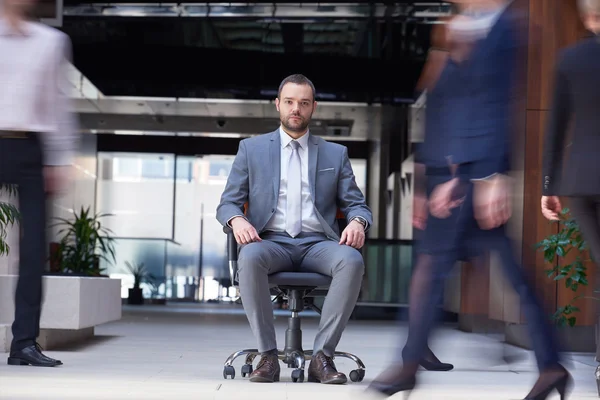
[60,2,450,102]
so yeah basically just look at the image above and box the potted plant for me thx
[537,208,600,397]
[147,278,166,305]
[0,184,19,257]
[123,261,156,305]
[535,207,591,327]
[51,206,116,277]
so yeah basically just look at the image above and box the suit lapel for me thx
[269,131,281,199]
[308,134,318,199]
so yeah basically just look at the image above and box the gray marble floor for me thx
[0,304,597,399]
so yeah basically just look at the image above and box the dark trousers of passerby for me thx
[0,132,47,352]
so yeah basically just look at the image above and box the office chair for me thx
[222,210,366,383]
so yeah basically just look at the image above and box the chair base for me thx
[223,348,366,383]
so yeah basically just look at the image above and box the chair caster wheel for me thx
[223,365,235,379]
[241,364,253,378]
[291,369,305,383]
[349,369,365,382]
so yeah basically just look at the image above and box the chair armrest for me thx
[223,226,239,286]
[223,226,238,262]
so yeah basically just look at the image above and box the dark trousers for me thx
[0,133,47,352]
[568,196,600,361]
[403,176,561,372]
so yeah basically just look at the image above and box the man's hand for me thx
[230,217,262,245]
[429,177,463,219]
[473,174,512,230]
[541,196,562,221]
[413,193,428,230]
[339,220,365,249]
[43,166,71,196]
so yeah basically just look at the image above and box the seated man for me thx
[216,74,372,384]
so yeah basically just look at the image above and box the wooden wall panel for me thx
[526,0,559,110]
[526,0,585,110]
[521,0,591,325]
[523,110,559,317]
[460,257,490,315]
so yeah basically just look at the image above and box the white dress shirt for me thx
[264,128,324,234]
[0,17,79,166]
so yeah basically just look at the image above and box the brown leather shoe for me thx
[308,351,347,384]
[249,353,280,383]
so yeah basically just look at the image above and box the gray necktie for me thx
[286,140,302,237]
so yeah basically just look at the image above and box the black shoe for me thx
[367,376,416,398]
[420,358,454,371]
[523,366,572,400]
[8,343,62,367]
[419,347,454,371]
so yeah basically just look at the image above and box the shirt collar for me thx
[279,126,310,150]
[0,16,32,37]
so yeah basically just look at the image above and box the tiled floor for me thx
[0,304,598,399]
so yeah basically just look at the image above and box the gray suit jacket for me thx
[216,130,372,240]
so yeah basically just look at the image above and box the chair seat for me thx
[268,272,332,288]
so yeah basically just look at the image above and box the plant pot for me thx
[128,287,144,305]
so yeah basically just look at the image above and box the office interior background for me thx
[1,0,598,384]
[13,0,434,311]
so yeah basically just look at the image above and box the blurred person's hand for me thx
[230,216,262,245]
[541,196,562,221]
[43,166,72,196]
[429,177,464,219]
[413,193,429,230]
[473,174,512,230]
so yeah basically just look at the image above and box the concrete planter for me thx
[0,275,122,352]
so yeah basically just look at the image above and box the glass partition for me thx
[102,238,170,300]
[359,239,414,305]
[96,152,175,239]
[95,151,369,302]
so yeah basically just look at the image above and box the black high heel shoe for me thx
[419,347,454,371]
[523,369,572,400]
[420,358,454,371]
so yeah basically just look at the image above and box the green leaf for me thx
[567,317,577,327]
[571,282,579,291]
[51,206,115,275]
[0,199,21,256]
[560,265,573,274]
[565,277,573,288]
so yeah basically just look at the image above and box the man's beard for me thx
[281,114,311,133]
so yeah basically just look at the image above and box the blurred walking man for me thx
[0,0,79,367]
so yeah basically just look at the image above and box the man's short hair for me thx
[578,0,600,14]
[277,74,316,101]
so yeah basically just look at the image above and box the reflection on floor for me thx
[0,303,597,399]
